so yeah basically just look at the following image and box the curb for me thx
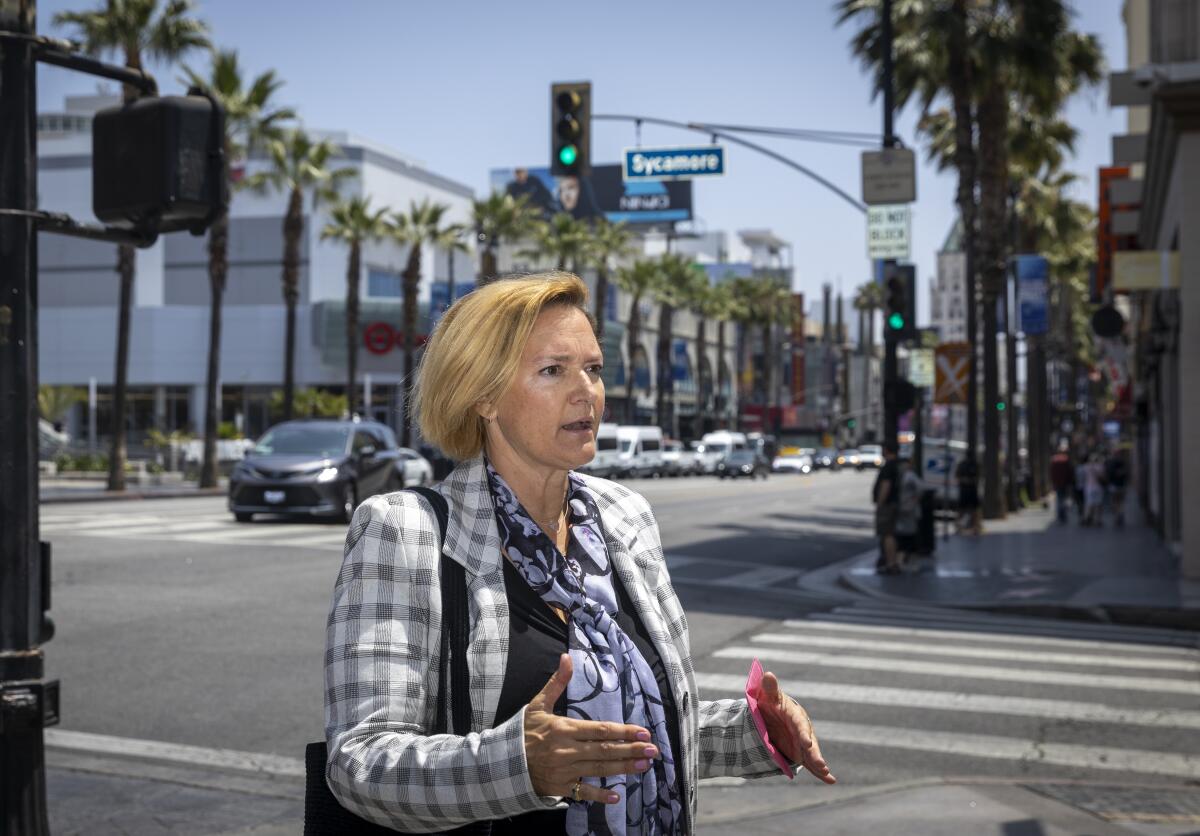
[40,487,225,504]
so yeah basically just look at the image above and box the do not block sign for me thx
[867,204,911,260]
[934,342,972,405]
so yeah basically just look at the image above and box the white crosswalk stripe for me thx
[41,511,348,550]
[694,609,1200,781]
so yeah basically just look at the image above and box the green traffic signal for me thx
[887,312,905,331]
[847,418,857,429]
[996,401,1006,411]
[558,144,578,166]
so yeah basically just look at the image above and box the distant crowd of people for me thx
[1049,442,1128,528]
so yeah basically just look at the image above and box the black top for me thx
[489,558,684,834]
[873,459,900,506]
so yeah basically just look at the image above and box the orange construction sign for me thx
[934,342,972,405]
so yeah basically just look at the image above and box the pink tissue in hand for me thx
[744,658,795,778]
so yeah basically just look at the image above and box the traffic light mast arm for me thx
[0,30,158,96]
[592,113,868,215]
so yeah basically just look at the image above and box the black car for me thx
[228,419,403,523]
[813,447,841,471]
[716,449,770,480]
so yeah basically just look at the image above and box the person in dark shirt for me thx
[873,440,902,573]
[1049,442,1074,523]
[955,453,981,536]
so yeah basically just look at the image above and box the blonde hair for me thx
[414,272,593,461]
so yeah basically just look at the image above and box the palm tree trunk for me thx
[200,213,229,488]
[656,303,674,433]
[716,319,727,428]
[346,241,361,417]
[594,266,609,339]
[106,245,135,491]
[479,246,497,287]
[282,187,303,421]
[626,293,642,423]
[761,321,774,423]
[978,82,1009,520]
[401,245,421,445]
[949,0,980,460]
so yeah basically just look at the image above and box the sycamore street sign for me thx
[623,145,725,181]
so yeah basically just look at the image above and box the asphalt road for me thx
[40,468,1200,801]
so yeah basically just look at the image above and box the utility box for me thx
[92,94,227,237]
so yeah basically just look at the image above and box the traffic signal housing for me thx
[883,264,916,340]
[550,81,591,177]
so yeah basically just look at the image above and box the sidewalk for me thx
[46,734,1200,835]
[803,496,1200,633]
[39,476,226,503]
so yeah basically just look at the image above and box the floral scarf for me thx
[486,463,681,836]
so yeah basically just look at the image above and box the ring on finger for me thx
[571,779,584,802]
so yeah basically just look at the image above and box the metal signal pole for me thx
[1,2,58,833]
[880,0,899,445]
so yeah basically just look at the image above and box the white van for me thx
[615,425,665,479]
[696,431,748,474]
[580,422,620,478]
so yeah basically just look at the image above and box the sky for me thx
[34,0,1128,324]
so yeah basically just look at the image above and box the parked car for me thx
[773,449,814,474]
[858,444,884,470]
[838,448,862,469]
[695,431,748,474]
[579,422,621,478]
[397,447,433,486]
[615,425,665,478]
[661,439,698,476]
[228,419,402,524]
[716,449,771,480]
[813,447,840,470]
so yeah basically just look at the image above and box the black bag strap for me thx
[407,487,472,737]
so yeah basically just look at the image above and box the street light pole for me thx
[879,0,899,445]
[1,1,57,832]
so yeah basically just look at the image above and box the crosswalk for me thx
[691,603,1200,782]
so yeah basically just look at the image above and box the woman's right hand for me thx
[524,654,657,804]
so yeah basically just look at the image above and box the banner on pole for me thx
[934,342,971,405]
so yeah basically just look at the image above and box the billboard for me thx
[1013,254,1049,335]
[489,164,692,226]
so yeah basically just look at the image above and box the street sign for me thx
[934,342,971,405]
[861,148,916,205]
[909,348,934,387]
[1013,254,1049,335]
[623,145,725,181]
[867,204,910,260]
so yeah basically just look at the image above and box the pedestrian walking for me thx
[873,441,903,573]
[323,273,834,835]
[1081,454,1106,526]
[955,454,982,536]
[894,458,924,567]
[1049,442,1074,524]
[1105,447,1129,527]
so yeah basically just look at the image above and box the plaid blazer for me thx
[325,456,782,833]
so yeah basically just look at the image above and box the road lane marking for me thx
[693,672,1200,730]
[750,632,1200,674]
[783,619,1200,658]
[713,646,1200,696]
[45,729,304,777]
[40,515,168,532]
[810,720,1200,780]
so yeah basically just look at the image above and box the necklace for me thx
[536,494,570,534]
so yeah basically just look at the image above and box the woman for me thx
[324,273,834,834]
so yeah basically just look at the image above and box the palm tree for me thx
[522,213,591,273]
[706,282,736,428]
[55,0,210,491]
[182,48,294,488]
[682,268,725,434]
[321,197,390,417]
[430,222,471,312]
[390,199,453,445]
[472,191,539,285]
[586,217,635,338]
[653,253,704,435]
[612,260,663,423]
[262,129,357,421]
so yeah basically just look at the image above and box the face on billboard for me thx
[490,164,692,225]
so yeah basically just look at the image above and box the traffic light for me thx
[885,271,908,335]
[550,81,591,177]
[996,400,1006,412]
[847,418,857,430]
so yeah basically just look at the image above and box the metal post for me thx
[881,0,895,148]
[1006,260,1020,511]
[913,387,924,478]
[1,1,57,832]
[880,0,898,444]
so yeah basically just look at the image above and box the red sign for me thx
[1097,166,1139,299]
[363,322,395,355]
[362,322,429,355]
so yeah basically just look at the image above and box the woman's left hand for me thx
[758,671,837,784]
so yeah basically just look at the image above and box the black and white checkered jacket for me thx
[325,456,782,833]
